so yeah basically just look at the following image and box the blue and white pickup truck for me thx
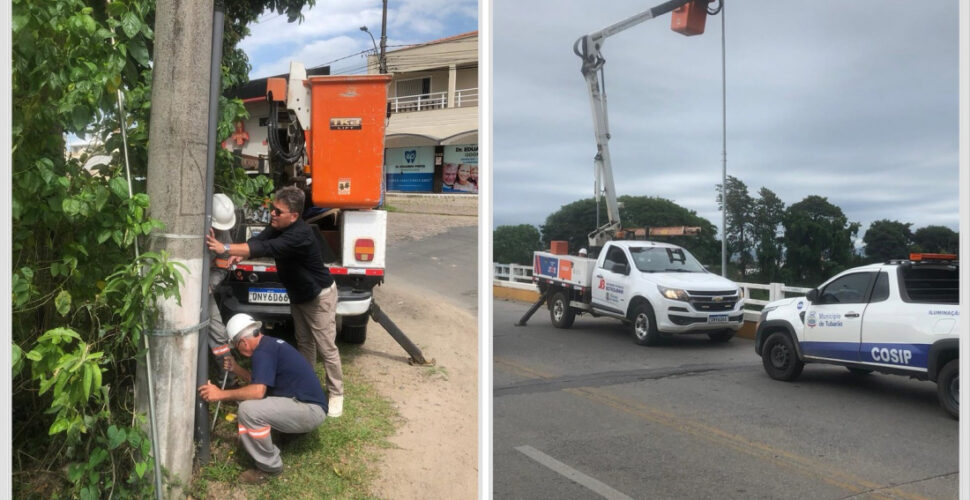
[533,240,745,345]
[755,254,960,418]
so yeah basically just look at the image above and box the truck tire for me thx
[937,359,958,419]
[338,313,369,345]
[549,290,576,329]
[761,332,804,381]
[631,303,661,346]
[707,330,734,343]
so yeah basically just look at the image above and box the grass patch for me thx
[193,361,399,499]
[382,204,398,212]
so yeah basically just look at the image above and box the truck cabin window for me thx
[901,266,959,304]
[869,272,890,303]
[818,272,873,305]
[629,247,705,273]
[601,247,629,272]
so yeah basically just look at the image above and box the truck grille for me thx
[687,290,738,312]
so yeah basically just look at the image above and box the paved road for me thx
[493,299,958,499]
[385,225,478,312]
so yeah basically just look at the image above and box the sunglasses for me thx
[271,207,292,216]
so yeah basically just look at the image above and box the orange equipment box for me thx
[549,240,569,255]
[307,75,392,208]
[670,0,709,36]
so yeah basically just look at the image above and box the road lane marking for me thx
[496,357,935,500]
[515,445,634,500]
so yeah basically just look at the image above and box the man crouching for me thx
[198,313,328,484]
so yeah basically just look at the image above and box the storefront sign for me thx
[442,144,478,193]
[386,146,434,192]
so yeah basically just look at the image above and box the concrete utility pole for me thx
[141,0,215,496]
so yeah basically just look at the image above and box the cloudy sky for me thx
[241,0,478,79]
[493,1,960,243]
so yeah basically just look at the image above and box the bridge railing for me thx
[492,262,813,322]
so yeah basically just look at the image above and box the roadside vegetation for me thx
[494,175,958,286]
[12,0,315,497]
[192,353,399,499]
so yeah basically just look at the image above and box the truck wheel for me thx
[707,330,734,343]
[549,291,576,329]
[937,359,958,419]
[631,303,661,346]
[761,332,803,381]
[338,313,368,344]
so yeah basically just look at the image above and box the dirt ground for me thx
[360,193,479,498]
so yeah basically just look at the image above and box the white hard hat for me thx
[211,193,236,231]
[226,313,261,346]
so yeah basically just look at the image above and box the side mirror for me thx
[806,288,819,303]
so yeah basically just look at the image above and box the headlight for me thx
[658,285,689,301]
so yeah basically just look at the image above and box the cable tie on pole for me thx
[148,319,210,337]
[149,233,205,240]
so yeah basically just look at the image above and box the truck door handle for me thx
[845,312,860,318]
[595,275,603,279]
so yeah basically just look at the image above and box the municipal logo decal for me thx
[806,311,817,328]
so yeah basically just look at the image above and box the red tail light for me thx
[355,238,375,262]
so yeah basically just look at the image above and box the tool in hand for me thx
[210,370,230,432]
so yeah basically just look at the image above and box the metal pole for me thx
[379,0,388,73]
[720,1,728,278]
[117,76,165,500]
[194,1,225,464]
[108,9,164,494]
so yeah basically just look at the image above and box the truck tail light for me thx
[354,238,375,262]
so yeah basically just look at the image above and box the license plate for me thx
[708,314,728,324]
[249,288,289,304]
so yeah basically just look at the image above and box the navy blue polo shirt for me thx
[250,335,328,413]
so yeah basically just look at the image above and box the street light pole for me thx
[359,26,380,73]
[359,25,387,74]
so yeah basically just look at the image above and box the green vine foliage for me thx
[12,0,314,497]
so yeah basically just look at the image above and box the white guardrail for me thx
[493,262,812,322]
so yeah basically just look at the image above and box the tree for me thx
[781,195,860,286]
[493,225,543,264]
[716,175,754,278]
[751,187,786,282]
[11,0,315,496]
[863,219,912,262]
[540,196,720,266]
[911,225,959,254]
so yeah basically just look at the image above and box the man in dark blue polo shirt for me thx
[198,313,328,484]
[206,186,344,417]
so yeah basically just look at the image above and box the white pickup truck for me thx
[755,254,960,418]
[533,240,745,345]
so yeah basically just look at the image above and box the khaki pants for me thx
[291,283,342,396]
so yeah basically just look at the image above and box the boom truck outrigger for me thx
[216,63,430,365]
[519,0,746,346]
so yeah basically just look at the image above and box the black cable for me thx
[267,99,305,165]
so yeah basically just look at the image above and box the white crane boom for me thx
[573,0,699,249]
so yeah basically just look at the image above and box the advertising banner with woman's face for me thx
[442,144,478,194]
[385,146,435,192]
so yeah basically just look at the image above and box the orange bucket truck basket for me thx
[307,75,393,209]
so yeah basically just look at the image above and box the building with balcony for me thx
[369,31,478,195]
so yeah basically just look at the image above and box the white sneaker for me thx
[328,395,343,418]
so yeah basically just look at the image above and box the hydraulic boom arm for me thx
[573,0,702,248]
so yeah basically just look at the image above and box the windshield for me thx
[629,246,707,273]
